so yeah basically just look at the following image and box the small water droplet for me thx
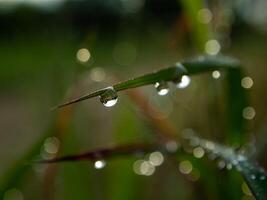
[94,160,106,169]
[175,75,191,89]
[232,159,238,165]
[99,87,118,107]
[149,151,164,166]
[154,81,169,96]
[212,70,221,79]
[226,163,232,170]
[260,176,266,180]
[165,141,179,152]
[250,174,256,180]
[218,160,226,169]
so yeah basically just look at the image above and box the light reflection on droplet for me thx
[165,141,179,153]
[90,67,106,82]
[250,174,256,180]
[176,75,191,89]
[205,141,215,150]
[94,160,106,169]
[212,70,221,79]
[218,160,226,169]
[44,137,60,154]
[99,87,118,107]
[133,160,144,175]
[242,107,256,120]
[193,147,205,158]
[226,163,233,170]
[205,39,221,55]
[3,188,23,200]
[154,81,169,96]
[149,151,164,166]
[241,77,253,89]
[76,48,91,63]
[197,8,212,24]
[179,160,193,174]
[140,161,155,176]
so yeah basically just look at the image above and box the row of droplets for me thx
[183,130,266,182]
[99,74,191,108]
[98,67,254,108]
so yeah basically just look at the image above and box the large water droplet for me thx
[174,75,191,89]
[99,87,118,107]
[94,160,106,169]
[154,81,169,96]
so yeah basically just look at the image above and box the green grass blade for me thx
[54,55,240,109]
[185,134,267,199]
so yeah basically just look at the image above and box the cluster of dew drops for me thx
[99,74,191,108]
[183,132,267,183]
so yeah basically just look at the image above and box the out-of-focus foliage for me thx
[1,0,267,199]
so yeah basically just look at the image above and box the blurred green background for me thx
[0,0,267,199]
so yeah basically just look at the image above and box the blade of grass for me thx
[185,134,267,199]
[54,55,240,109]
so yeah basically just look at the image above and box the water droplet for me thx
[205,39,221,55]
[226,163,232,170]
[212,70,221,79]
[154,81,169,96]
[250,174,256,180]
[218,160,226,169]
[241,77,253,89]
[165,140,179,152]
[94,160,106,169]
[193,147,205,158]
[149,151,164,166]
[260,176,266,180]
[205,141,215,150]
[175,75,191,89]
[197,8,213,24]
[139,160,155,176]
[237,155,247,162]
[76,48,91,63]
[99,87,118,107]
[179,160,193,174]
[242,107,256,120]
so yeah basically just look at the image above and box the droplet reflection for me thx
[99,87,118,107]
[149,151,164,166]
[242,107,256,120]
[176,75,191,89]
[179,160,193,174]
[154,81,169,96]
[94,160,106,169]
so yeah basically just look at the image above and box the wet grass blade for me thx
[54,55,240,109]
[185,134,267,199]
[35,143,161,164]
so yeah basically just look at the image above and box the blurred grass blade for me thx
[185,134,267,199]
[54,55,240,109]
[226,68,249,145]
[36,143,159,164]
